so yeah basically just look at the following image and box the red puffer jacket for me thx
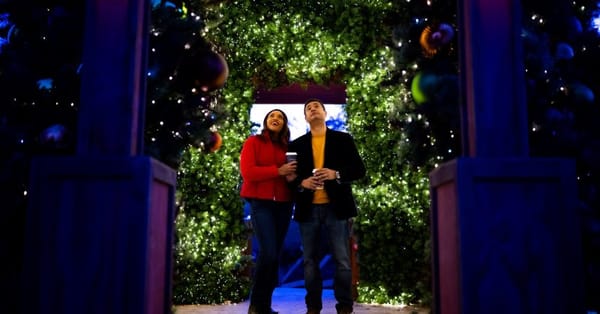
[239,134,292,202]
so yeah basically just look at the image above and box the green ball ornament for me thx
[411,72,439,104]
[411,72,427,104]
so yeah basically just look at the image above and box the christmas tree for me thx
[0,0,234,309]
[389,0,599,309]
[0,1,229,201]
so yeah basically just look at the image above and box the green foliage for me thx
[353,167,432,305]
[172,211,251,304]
[175,0,600,308]
[173,144,252,304]
[175,0,433,306]
[205,0,391,87]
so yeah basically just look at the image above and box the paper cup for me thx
[286,152,297,162]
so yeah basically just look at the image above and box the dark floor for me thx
[174,288,429,314]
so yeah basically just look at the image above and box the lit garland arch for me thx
[174,0,434,306]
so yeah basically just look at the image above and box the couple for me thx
[239,98,366,314]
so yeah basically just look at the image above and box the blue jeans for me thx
[299,204,353,312]
[248,199,293,311]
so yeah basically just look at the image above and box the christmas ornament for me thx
[419,23,454,57]
[555,42,574,61]
[566,15,583,38]
[545,108,566,124]
[206,131,222,153]
[570,83,595,105]
[411,72,438,104]
[178,49,229,92]
[37,78,53,90]
[39,124,70,151]
[40,124,67,142]
[411,72,426,104]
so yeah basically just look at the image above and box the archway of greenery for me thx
[1,0,598,310]
[174,0,435,306]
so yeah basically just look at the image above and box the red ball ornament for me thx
[206,131,222,153]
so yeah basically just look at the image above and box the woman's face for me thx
[265,110,286,133]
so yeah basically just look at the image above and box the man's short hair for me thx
[303,98,325,111]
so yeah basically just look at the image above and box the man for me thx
[289,98,366,314]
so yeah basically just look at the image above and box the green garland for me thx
[174,0,433,306]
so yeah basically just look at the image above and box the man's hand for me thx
[312,168,336,181]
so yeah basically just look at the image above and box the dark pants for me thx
[248,199,293,312]
[299,204,353,312]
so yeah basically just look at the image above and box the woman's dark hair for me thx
[260,109,290,146]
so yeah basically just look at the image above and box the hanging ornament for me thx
[545,108,566,124]
[555,42,574,61]
[37,78,53,91]
[205,131,222,153]
[411,72,426,104]
[570,83,595,105]
[177,49,229,92]
[411,72,439,104]
[39,124,70,151]
[6,24,21,44]
[566,15,583,39]
[419,23,454,57]
[40,124,67,143]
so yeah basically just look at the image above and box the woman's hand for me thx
[285,173,297,182]
[278,161,297,176]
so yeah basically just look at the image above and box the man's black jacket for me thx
[289,128,366,222]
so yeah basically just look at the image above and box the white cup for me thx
[312,168,324,189]
[286,152,297,163]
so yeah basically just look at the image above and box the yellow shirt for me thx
[312,133,330,204]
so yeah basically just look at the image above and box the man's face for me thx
[304,101,326,123]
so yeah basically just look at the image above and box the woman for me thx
[240,109,297,314]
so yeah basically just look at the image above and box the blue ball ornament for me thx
[555,42,574,61]
[571,83,594,104]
